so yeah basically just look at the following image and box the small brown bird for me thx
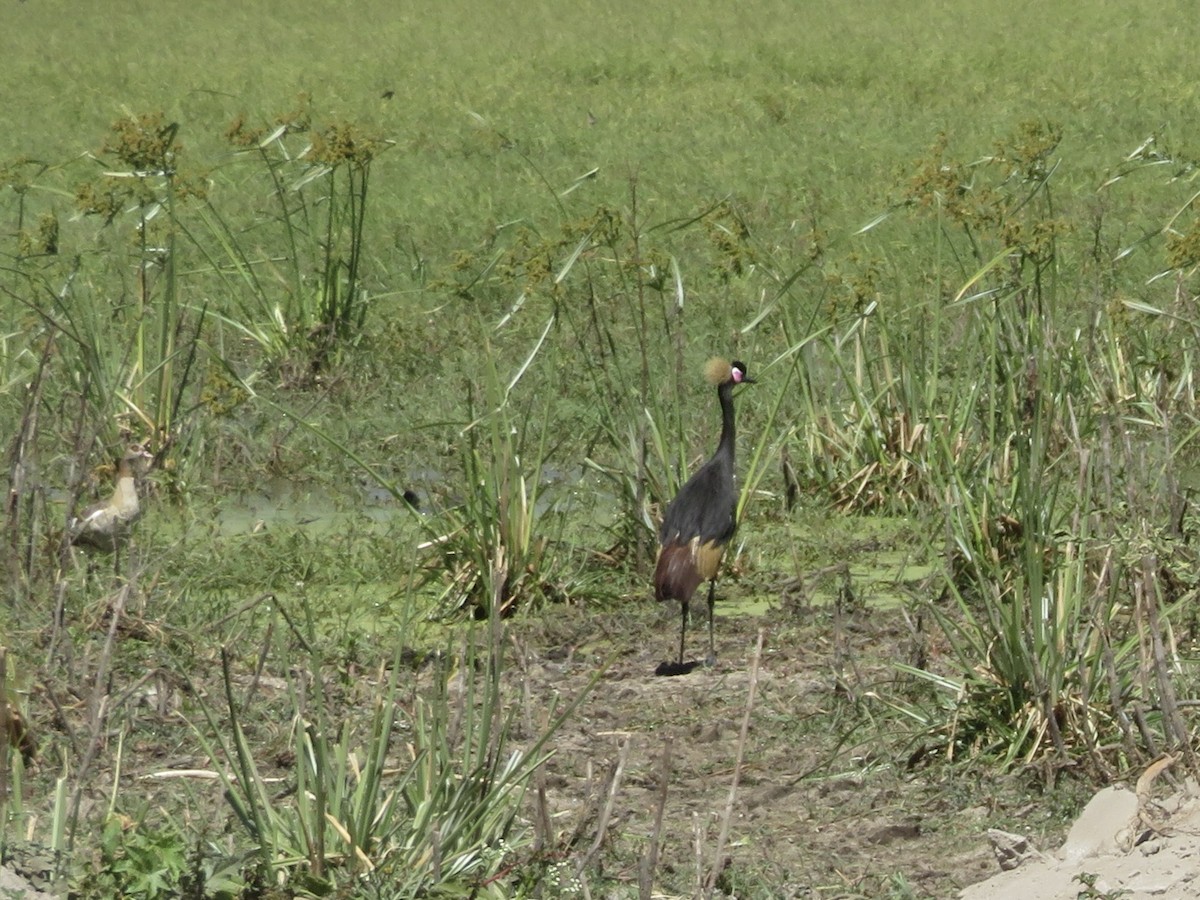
[655,358,755,671]
[70,442,153,558]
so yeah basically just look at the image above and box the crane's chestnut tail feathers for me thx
[655,538,727,665]
[654,542,703,604]
[654,538,725,602]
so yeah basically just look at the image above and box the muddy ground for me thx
[507,595,1025,898]
[5,563,1194,899]
[509,591,1198,899]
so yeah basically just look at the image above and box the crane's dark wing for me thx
[658,459,737,548]
[654,458,737,602]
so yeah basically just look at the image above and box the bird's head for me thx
[118,442,154,475]
[704,357,755,387]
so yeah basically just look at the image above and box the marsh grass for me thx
[3,3,1200,895]
[822,127,1200,776]
[423,335,574,617]
[194,100,390,377]
[70,112,208,449]
[182,586,591,898]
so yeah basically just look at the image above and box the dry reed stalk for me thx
[575,736,631,877]
[1139,554,1197,773]
[705,630,765,898]
[0,646,7,816]
[638,737,673,900]
[66,578,132,850]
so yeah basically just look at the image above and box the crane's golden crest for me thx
[704,357,731,386]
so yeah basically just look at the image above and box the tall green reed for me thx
[189,98,389,376]
[187,587,589,897]
[424,327,573,617]
[840,123,1200,775]
[72,111,207,450]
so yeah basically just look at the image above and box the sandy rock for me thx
[961,785,1200,900]
[0,865,54,899]
[1059,785,1138,863]
[986,828,1043,871]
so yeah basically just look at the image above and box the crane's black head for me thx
[704,357,755,387]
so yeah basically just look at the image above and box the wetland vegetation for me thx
[3,1,1200,897]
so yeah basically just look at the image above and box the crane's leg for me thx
[705,579,717,665]
[678,598,689,665]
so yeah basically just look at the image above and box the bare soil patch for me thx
[509,597,1050,897]
[512,595,1200,898]
[12,574,1180,898]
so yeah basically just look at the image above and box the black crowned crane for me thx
[654,358,754,674]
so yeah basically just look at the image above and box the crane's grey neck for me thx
[716,381,736,462]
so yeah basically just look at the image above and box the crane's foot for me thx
[703,652,718,668]
[654,659,703,677]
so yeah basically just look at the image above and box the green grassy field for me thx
[4,1,1200,897]
[5,0,1198,262]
